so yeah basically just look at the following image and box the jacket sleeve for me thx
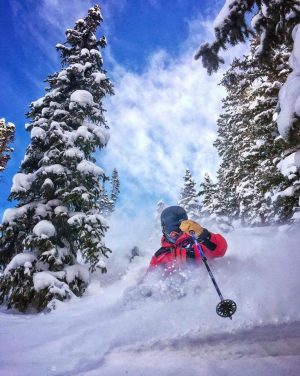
[149,255,158,268]
[149,247,169,268]
[202,232,227,258]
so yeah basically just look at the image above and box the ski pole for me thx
[190,232,237,319]
[191,233,224,300]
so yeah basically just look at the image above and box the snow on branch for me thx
[195,0,255,74]
[195,0,300,75]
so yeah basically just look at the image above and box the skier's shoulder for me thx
[154,246,172,257]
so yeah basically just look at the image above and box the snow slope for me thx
[0,224,300,375]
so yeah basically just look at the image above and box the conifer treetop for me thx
[178,169,200,219]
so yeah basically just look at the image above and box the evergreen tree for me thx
[99,168,120,217]
[99,190,113,217]
[99,174,113,217]
[199,172,233,232]
[213,57,249,223]
[0,118,15,173]
[110,168,120,210]
[214,39,299,225]
[235,42,299,224]
[196,1,300,220]
[198,173,218,217]
[0,5,114,312]
[178,169,200,219]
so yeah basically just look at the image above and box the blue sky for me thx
[0,0,246,221]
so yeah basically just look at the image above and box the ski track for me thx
[68,321,300,376]
[109,321,300,359]
[38,320,300,376]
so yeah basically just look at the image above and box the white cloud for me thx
[8,0,248,217]
[101,21,248,215]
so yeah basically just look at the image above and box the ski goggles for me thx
[169,230,181,238]
[164,229,182,243]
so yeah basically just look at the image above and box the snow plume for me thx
[0,225,300,375]
[98,206,159,284]
[101,21,248,214]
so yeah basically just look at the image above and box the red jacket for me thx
[150,232,227,269]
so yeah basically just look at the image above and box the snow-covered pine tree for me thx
[99,168,120,217]
[214,38,298,225]
[231,40,290,225]
[196,1,300,221]
[213,56,249,223]
[99,174,113,217]
[0,118,15,173]
[198,172,233,232]
[178,169,200,219]
[236,42,299,224]
[0,5,114,312]
[110,168,120,210]
[99,190,113,217]
[198,173,217,217]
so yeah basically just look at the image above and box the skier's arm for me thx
[180,220,227,257]
[205,233,227,257]
[197,228,217,251]
[149,247,170,268]
[149,256,157,268]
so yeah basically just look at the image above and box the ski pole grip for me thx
[190,232,205,258]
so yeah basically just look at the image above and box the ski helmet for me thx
[161,206,188,234]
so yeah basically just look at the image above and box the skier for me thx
[149,206,227,269]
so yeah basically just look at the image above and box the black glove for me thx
[197,228,216,251]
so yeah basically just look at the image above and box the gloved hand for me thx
[180,220,215,251]
[179,220,203,237]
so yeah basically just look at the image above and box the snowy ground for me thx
[1,223,300,376]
